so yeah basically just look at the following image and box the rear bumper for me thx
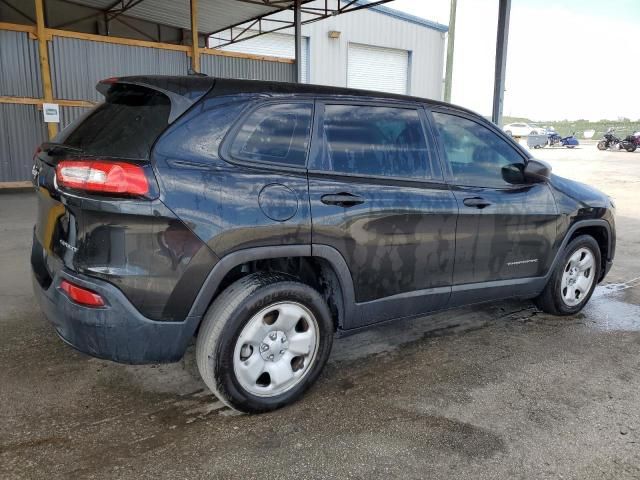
[32,267,201,364]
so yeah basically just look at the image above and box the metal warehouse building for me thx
[0,0,446,185]
[215,3,447,97]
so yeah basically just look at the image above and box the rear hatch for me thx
[32,76,216,320]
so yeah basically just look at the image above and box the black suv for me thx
[31,76,615,413]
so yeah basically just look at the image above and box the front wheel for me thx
[535,235,601,316]
[196,273,334,413]
[597,141,607,151]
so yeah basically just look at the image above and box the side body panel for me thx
[152,95,312,259]
[307,100,457,328]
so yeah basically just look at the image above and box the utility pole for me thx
[443,0,457,103]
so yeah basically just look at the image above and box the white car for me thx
[503,123,546,136]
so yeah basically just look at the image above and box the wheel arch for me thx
[555,219,612,282]
[187,245,356,332]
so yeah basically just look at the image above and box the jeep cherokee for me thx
[31,76,615,413]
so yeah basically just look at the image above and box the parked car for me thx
[32,76,616,413]
[503,122,545,136]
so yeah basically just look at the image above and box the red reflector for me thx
[60,280,105,307]
[56,160,149,196]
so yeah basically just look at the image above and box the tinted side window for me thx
[230,103,312,167]
[432,112,525,187]
[320,105,430,179]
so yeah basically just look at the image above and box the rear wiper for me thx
[42,142,84,155]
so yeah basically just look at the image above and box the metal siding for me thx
[302,0,446,99]
[218,32,309,83]
[0,104,47,182]
[0,30,43,98]
[200,55,295,82]
[48,36,188,101]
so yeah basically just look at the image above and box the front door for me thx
[308,101,458,328]
[429,109,559,305]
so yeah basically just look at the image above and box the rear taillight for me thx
[60,280,105,307]
[56,160,149,197]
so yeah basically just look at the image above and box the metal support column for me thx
[34,0,57,139]
[190,0,200,72]
[492,0,511,126]
[443,0,456,103]
[294,0,302,83]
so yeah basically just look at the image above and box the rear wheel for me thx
[625,144,637,152]
[535,235,601,315]
[196,272,334,413]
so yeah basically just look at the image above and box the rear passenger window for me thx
[230,103,312,167]
[320,105,431,179]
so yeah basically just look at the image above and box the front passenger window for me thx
[432,112,525,187]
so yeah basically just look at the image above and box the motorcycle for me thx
[597,128,624,151]
[548,131,579,148]
[621,131,640,153]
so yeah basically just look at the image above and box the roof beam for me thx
[207,0,393,49]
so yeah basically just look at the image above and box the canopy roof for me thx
[64,0,399,42]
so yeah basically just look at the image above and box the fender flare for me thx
[186,244,357,327]
[547,218,613,280]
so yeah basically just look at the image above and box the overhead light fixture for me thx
[328,30,341,39]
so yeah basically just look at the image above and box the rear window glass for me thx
[62,84,171,159]
[229,102,313,167]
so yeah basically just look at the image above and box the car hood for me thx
[549,174,611,208]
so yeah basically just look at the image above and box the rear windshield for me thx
[62,84,171,159]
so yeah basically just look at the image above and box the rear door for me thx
[429,109,559,305]
[308,100,457,328]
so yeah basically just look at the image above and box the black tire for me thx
[625,145,637,153]
[597,141,607,151]
[535,235,601,316]
[196,272,334,413]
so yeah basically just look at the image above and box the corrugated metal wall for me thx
[0,30,42,98]
[0,33,294,182]
[200,54,295,82]
[0,104,47,182]
[48,37,189,102]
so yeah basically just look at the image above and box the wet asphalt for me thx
[1,147,639,479]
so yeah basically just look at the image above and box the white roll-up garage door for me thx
[347,43,409,95]
[219,32,309,83]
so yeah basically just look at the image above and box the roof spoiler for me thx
[97,76,215,123]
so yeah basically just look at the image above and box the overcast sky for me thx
[389,0,640,121]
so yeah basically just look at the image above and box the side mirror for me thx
[524,159,551,183]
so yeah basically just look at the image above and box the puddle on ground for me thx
[582,280,640,332]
